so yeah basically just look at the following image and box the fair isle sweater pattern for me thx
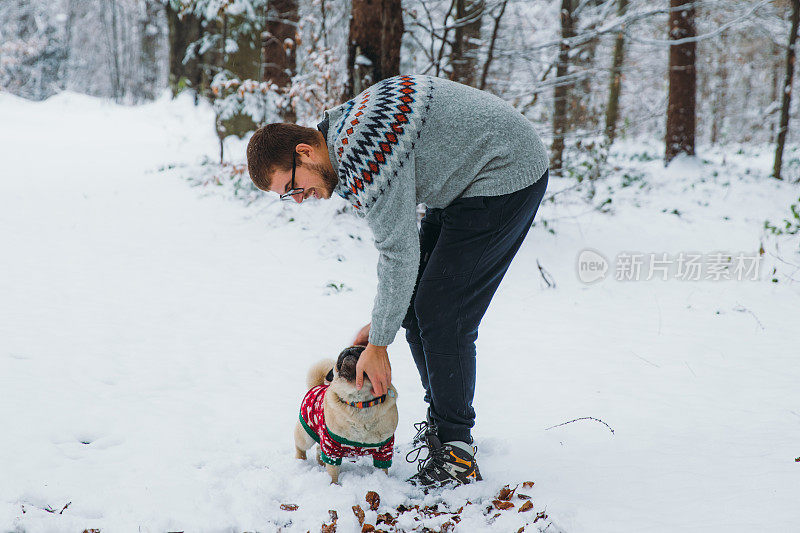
[299,384,394,468]
[331,75,434,211]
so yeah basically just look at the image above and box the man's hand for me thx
[356,343,391,396]
[352,322,370,346]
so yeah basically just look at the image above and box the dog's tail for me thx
[306,358,336,390]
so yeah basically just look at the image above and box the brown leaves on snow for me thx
[320,484,548,532]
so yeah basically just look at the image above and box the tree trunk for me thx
[479,0,507,91]
[138,0,161,101]
[217,13,228,164]
[710,56,727,145]
[770,42,782,144]
[61,0,76,92]
[346,0,404,99]
[165,4,203,97]
[665,0,697,164]
[571,1,602,132]
[773,0,800,180]
[263,0,299,122]
[551,0,575,176]
[108,0,122,101]
[450,0,484,87]
[604,0,628,145]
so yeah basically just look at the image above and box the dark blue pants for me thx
[402,171,549,444]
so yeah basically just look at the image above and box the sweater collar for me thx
[320,105,344,173]
[322,104,349,200]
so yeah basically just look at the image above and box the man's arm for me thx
[354,158,420,395]
[365,159,419,346]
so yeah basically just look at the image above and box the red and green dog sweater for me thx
[299,384,394,468]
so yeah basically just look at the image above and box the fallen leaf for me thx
[279,503,298,511]
[518,501,534,513]
[361,524,375,533]
[376,512,396,526]
[365,491,380,511]
[493,500,515,510]
[352,505,365,525]
[522,481,535,488]
[498,485,514,500]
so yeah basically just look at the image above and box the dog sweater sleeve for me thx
[371,435,394,468]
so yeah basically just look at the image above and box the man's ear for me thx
[295,143,314,160]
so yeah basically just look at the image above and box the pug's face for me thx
[327,345,366,384]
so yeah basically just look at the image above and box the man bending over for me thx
[246,74,549,487]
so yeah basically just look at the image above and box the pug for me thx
[294,345,398,483]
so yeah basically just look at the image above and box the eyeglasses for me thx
[280,152,304,201]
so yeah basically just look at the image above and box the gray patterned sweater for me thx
[321,75,548,346]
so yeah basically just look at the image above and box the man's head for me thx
[246,123,338,203]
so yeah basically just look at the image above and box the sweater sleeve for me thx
[364,157,420,346]
[372,435,394,468]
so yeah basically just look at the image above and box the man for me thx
[246,74,549,487]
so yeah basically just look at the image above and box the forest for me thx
[2,2,800,532]
[2,0,798,181]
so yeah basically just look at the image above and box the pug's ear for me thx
[325,369,334,383]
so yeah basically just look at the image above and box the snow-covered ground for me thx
[1,92,798,533]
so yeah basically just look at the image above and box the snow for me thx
[1,92,799,533]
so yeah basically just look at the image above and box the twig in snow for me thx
[767,250,800,270]
[631,350,660,368]
[766,251,800,283]
[41,501,71,514]
[733,303,765,331]
[684,361,696,377]
[545,417,615,435]
[537,259,556,289]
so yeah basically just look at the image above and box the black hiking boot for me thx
[411,411,437,447]
[406,434,482,488]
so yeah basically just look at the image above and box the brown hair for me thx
[246,123,322,191]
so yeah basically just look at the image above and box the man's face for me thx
[269,144,338,203]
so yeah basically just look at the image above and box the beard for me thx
[305,161,339,197]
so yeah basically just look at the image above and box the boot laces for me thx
[411,420,431,443]
[405,440,448,476]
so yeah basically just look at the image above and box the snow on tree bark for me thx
[346,0,403,99]
[604,0,628,145]
[665,0,697,164]
[263,0,299,122]
[450,0,483,87]
[551,0,576,176]
[773,0,800,180]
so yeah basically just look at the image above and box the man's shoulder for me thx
[330,75,431,210]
